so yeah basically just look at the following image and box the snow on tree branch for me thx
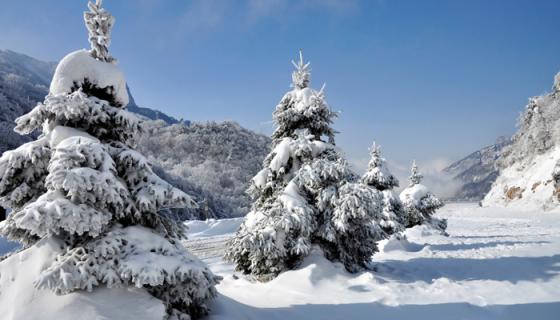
[84,0,115,63]
[291,50,311,89]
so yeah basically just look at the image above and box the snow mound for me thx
[400,184,429,204]
[380,235,426,253]
[483,147,560,210]
[404,223,448,239]
[0,237,165,320]
[50,50,128,107]
[49,125,99,148]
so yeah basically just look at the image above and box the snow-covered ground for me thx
[1,203,558,319]
[185,203,560,320]
[0,237,165,320]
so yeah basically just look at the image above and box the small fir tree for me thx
[361,141,404,236]
[0,2,218,318]
[362,142,399,191]
[399,161,446,232]
[408,160,423,187]
[225,52,385,280]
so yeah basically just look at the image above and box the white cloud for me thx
[172,0,359,37]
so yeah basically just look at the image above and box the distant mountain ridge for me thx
[0,49,57,154]
[126,87,190,126]
[444,137,511,201]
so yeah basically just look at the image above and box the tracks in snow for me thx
[183,235,232,260]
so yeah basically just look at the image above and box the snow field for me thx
[185,203,560,320]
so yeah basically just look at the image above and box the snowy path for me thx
[185,203,560,320]
[183,236,230,260]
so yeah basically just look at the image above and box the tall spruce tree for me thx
[399,161,446,232]
[361,142,404,236]
[225,52,385,280]
[0,1,219,318]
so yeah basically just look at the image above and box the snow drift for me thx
[0,237,166,320]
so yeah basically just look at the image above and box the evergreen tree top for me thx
[291,50,311,89]
[408,160,423,186]
[362,141,399,190]
[84,0,115,63]
[271,51,338,145]
[367,141,381,168]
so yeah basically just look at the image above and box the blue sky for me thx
[1,0,560,173]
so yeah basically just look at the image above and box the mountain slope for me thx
[483,72,560,209]
[444,137,511,201]
[137,120,270,219]
[0,49,56,154]
[126,86,190,125]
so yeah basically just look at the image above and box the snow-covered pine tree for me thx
[362,142,399,191]
[361,141,403,236]
[225,52,385,280]
[0,2,218,319]
[408,160,423,187]
[399,161,446,232]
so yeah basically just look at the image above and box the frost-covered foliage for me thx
[361,142,404,236]
[498,73,560,169]
[226,53,385,280]
[291,50,310,90]
[408,160,423,187]
[49,1,127,107]
[50,50,128,108]
[0,2,218,318]
[15,91,139,147]
[399,162,446,232]
[84,0,115,63]
[137,120,270,219]
[36,226,217,319]
[272,51,338,144]
[361,142,399,191]
[379,189,405,235]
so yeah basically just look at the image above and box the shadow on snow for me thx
[209,296,560,320]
